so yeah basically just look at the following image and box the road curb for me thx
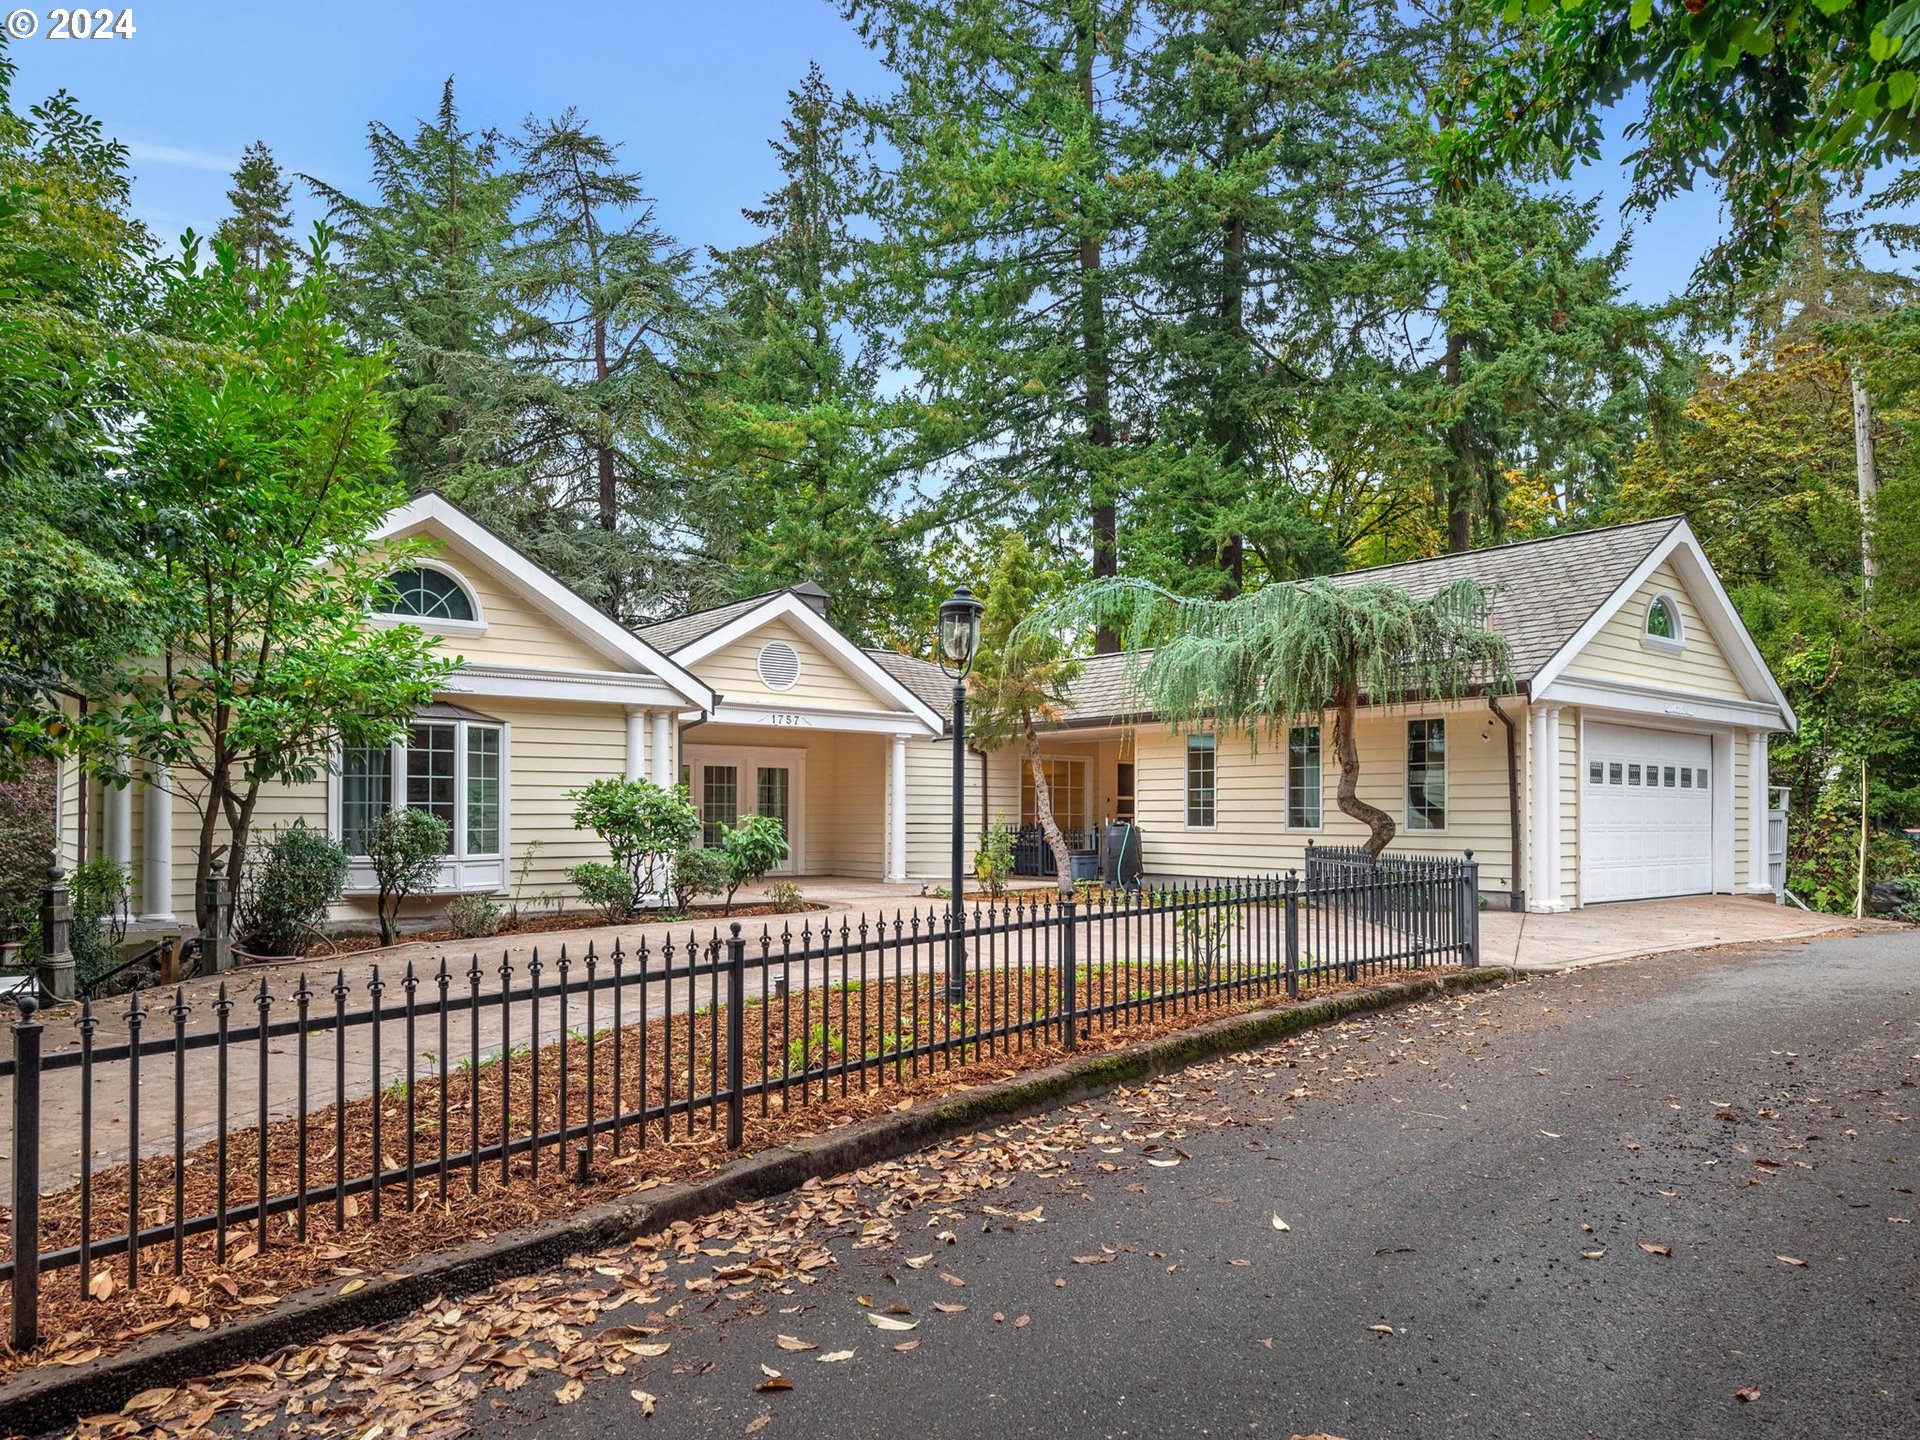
[0,965,1516,1437]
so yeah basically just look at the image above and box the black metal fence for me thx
[1,858,1478,1348]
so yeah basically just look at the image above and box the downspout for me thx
[972,742,989,832]
[1489,693,1523,912]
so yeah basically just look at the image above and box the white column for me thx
[103,760,132,919]
[888,735,909,882]
[625,707,648,782]
[650,709,673,788]
[1542,705,1562,910]
[1527,706,1557,912]
[138,755,175,924]
[1747,729,1769,892]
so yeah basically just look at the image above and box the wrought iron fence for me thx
[0,858,1478,1348]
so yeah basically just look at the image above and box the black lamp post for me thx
[937,584,984,1001]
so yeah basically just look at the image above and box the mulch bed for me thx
[0,964,1367,1378]
[269,902,830,962]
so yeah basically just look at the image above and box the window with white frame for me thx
[1021,758,1088,837]
[1185,734,1216,828]
[1643,594,1683,649]
[339,708,505,861]
[1287,725,1321,829]
[376,567,477,623]
[1406,719,1446,831]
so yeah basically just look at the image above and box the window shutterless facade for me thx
[1185,734,1216,828]
[1287,725,1321,830]
[1021,757,1089,837]
[1406,719,1446,831]
[333,705,508,894]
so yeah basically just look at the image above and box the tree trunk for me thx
[1442,330,1474,554]
[1024,721,1075,894]
[1076,6,1119,653]
[1333,685,1395,860]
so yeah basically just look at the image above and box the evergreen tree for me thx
[311,79,521,493]
[844,0,1144,649]
[214,140,294,278]
[497,109,717,620]
[698,64,931,645]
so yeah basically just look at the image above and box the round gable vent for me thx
[757,639,801,692]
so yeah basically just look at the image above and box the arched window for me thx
[378,567,476,623]
[1644,594,1682,648]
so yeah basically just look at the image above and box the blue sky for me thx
[10,0,1728,306]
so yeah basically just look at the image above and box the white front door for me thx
[684,745,805,875]
[1581,723,1714,902]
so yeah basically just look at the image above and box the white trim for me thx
[684,743,807,874]
[1746,729,1770,893]
[440,662,692,709]
[625,708,648,782]
[1526,704,1565,912]
[365,557,489,636]
[370,493,714,710]
[1283,722,1324,832]
[138,752,174,924]
[888,735,909,883]
[708,700,938,737]
[1535,675,1789,733]
[669,591,944,732]
[1404,716,1450,836]
[651,709,673,788]
[1182,733,1217,831]
[1528,520,1796,731]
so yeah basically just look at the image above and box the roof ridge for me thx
[1329,515,1683,584]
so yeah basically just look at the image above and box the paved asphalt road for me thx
[470,929,1918,1440]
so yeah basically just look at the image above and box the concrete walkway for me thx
[1479,893,1881,972]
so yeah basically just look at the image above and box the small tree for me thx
[365,808,448,945]
[567,777,702,907]
[969,535,1082,890]
[718,815,789,914]
[1023,576,1510,860]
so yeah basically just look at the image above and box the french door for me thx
[683,746,804,874]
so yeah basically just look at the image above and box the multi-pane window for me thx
[1185,735,1216,828]
[1406,719,1446,831]
[376,568,476,622]
[1021,758,1088,836]
[1287,726,1321,829]
[339,717,504,860]
[702,765,739,847]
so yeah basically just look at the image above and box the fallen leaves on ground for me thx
[1636,1241,1672,1257]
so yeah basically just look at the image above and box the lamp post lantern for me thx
[937,585,984,1001]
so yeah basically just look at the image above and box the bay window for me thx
[336,703,508,891]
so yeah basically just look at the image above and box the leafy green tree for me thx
[215,139,295,280]
[968,534,1083,885]
[1026,575,1510,857]
[1449,0,1920,290]
[313,79,521,493]
[846,0,1143,648]
[698,64,931,644]
[126,232,451,930]
[0,46,157,765]
[566,776,702,907]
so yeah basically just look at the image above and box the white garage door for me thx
[1582,723,1714,903]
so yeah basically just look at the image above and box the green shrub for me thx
[719,814,789,914]
[68,858,129,986]
[445,892,503,939]
[567,860,637,923]
[236,822,348,955]
[974,818,1015,898]
[566,778,700,906]
[670,846,727,911]
[769,879,805,913]
[365,809,449,945]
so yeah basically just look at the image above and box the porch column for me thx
[1528,705,1561,912]
[102,739,133,919]
[888,734,909,882]
[1746,729,1769,892]
[138,753,174,924]
[1543,705,1563,909]
[650,709,673,789]
[625,707,648,782]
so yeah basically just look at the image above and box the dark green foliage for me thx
[67,856,127,986]
[671,845,728,912]
[215,140,295,279]
[567,777,703,908]
[0,762,54,943]
[235,822,349,956]
[566,860,638,924]
[365,808,449,945]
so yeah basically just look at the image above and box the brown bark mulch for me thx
[0,963,1367,1377]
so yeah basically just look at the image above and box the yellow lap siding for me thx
[694,619,896,715]
[1563,560,1748,701]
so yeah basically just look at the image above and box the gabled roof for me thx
[370,493,715,710]
[647,588,946,733]
[865,648,953,719]
[1045,518,1792,730]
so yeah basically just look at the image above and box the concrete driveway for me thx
[1480,893,1880,972]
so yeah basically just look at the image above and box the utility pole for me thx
[1850,366,1877,919]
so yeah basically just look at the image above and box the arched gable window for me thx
[377,567,476,623]
[1644,594,1683,649]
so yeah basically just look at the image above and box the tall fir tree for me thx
[310,79,521,494]
[214,140,294,278]
[844,0,1144,649]
[497,109,716,620]
[698,64,930,645]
